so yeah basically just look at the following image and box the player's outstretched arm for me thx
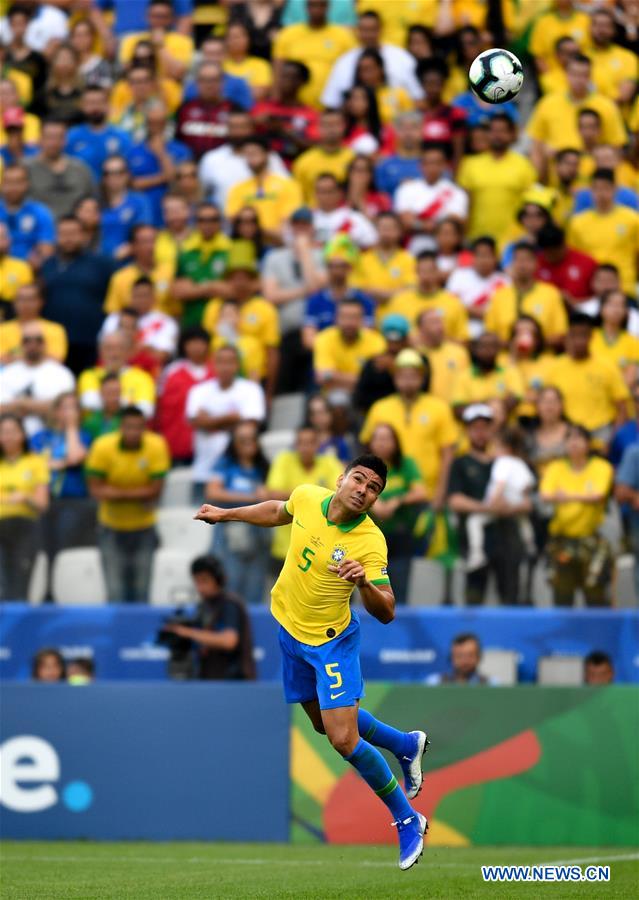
[193,500,293,528]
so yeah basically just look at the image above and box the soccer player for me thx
[194,455,428,870]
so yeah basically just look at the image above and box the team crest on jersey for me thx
[331,545,347,563]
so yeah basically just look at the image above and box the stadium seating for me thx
[27,553,48,605]
[260,429,296,462]
[479,649,519,685]
[149,548,197,606]
[157,507,212,555]
[406,559,446,606]
[160,468,194,508]
[538,655,583,685]
[268,394,305,431]
[52,548,107,605]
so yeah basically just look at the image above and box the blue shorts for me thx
[278,612,364,710]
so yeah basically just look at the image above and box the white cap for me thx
[462,403,494,424]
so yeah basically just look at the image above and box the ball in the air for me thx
[468,48,524,104]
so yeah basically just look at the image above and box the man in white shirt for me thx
[321,9,422,109]
[186,344,266,494]
[446,236,510,339]
[0,320,75,435]
[198,110,288,209]
[0,3,68,53]
[394,144,468,254]
[312,173,378,249]
[99,276,178,362]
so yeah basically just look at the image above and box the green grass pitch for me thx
[1,843,637,899]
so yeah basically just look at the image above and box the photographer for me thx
[161,556,255,680]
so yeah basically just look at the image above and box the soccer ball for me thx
[468,48,524,104]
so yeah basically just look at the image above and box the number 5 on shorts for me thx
[325,663,342,690]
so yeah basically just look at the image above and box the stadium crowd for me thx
[0,0,638,611]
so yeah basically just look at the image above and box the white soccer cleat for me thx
[400,730,429,800]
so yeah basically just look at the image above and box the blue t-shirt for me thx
[375,156,421,198]
[211,457,265,501]
[573,187,639,214]
[96,0,193,35]
[128,139,193,227]
[66,124,133,180]
[0,145,39,166]
[304,289,375,331]
[100,191,152,257]
[609,421,639,467]
[616,443,639,529]
[452,90,519,128]
[182,74,253,111]
[30,429,92,498]
[0,199,56,260]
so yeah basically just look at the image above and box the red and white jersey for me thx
[312,206,378,249]
[394,176,468,222]
[446,266,510,338]
[100,311,178,354]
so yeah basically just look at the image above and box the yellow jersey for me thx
[271,483,389,645]
[203,295,280,378]
[589,44,638,101]
[313,326,386,378]
[104,262,176,317]
[456,150,537,241]
[0,452,49,519]
[267,452,344,560]
[416,340,471,404]
[353,249,416,306]
[85,430,170,531]
[78,365,156,413]
[541,457,613,538]
[529,10,590,69]
[377,85,413,124]
[0,317,68,363]
[119,31,194,75]
[225,174,303,233]
[292,146,355,205]
[453,364,525,406]
[223,57,273,90]
[360,392,458,497]
[272,23,357,108]
[357,0,437,45]
[386,288,469,342]
[544,354,630,431]
[504,352,555,418]
[210,333,264,382]
[590,329,639,378]
[527,90,627,151]
[0,255,34,303]
[567,206,639,295]
[108,77,183,118]
[484,281,568,344]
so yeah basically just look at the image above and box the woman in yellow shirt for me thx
[590,290,639,389]
[504,316,556,422]
[223,22,273,102]
[354,49,413,125]
[0,414,49,600]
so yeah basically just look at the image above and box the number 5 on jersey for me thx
[325,663,342,690]
[298,546,315,572]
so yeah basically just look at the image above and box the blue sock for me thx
[358,708,413,758]
[344,738,414,822]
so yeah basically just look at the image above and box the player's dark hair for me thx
[178,325,210,357]
[591,167,615,184]
[452,633,481,651]
[344,454,387,488]
[120,405,145,420]
[536,223,565,250]
[471,235,497,253]
[584,650,613,668]
[191,554,227,588]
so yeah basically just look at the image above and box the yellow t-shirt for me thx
[544,354,630,431]
[78,366,156,414]
[313,326,386,378]
[223,57,273,90]
[6,67,32,105]
[353,249,416,300]
[541,457,613,538]
[119,31,194,75]
[575,156,638,191]
[527,90,627,151]
[153,230,183,272]
[271,483,389,644]
[0,256,34,303]
[567,206,639,295]
[377,85,413,124]
[590,329,639,378]
[386,288,469,342]
[85,431,170,531]
[108,77,183,118]
[0,112,40,147]
[360,393,458,497]
[453,364,525,406]
[292,146,355,205]
[529,10,590,69]
[210,333,264,382]
[484,281,568,344]
[504,352,555,418]
[540,67,569,96]
[104,262,176,317]
[0,317,68,363]
[203,296,280,378]
[225,174,303,233]
[0,452,49,519]
[267,455,344,561]
[416,340,471,405]
[589,44,638,101]
[457,150,537,241]
[272,23,357,108]
[357,0,437,45]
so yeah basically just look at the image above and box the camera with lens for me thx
[156,607,201,680]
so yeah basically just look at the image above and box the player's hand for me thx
[193,504,225,524]
[328,558,366,586]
